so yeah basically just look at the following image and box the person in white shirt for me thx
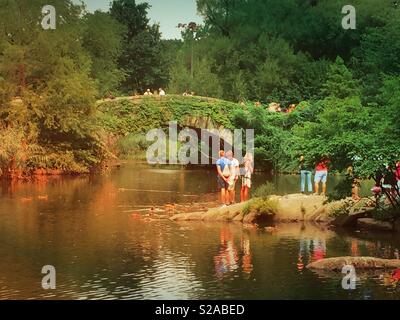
[226,150,240,204]
[144,89,153,96]
[241,153,254,202]
[159,88,166,96]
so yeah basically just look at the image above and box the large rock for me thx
[307,256,400,271]
[170,212,205,221]
[170,195,334,223]
[170,202,246,222]
[271,194,327,222]
[242,211,274,224]
[331,209,368,228]
[357,218,394,232]
[203,203,245,221]
[329,198,375,227]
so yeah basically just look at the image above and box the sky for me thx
[80,0,203,39]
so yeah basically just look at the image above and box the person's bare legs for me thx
[229,187,236,204]
[322,182,327,196]
[225,189,230,205]
[221,188,227,205]
[352,184,361,200]
[240,187,245,202]
[314,182,319,195]
[243,187,249,202]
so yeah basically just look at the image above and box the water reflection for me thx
[241,234,253,276]
[0,162,399,300]
[214,227,239,277]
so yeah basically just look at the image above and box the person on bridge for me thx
[216,150,232,207]
[144,89,153,96]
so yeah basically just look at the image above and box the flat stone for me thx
[242,212,258,224]
[170,212,204,221]
[203,203,245,221]
[331,211,367,228]
[232,211,245,222]
[271,194,326,222]
[307,256,400,271]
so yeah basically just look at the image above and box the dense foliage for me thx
[0,0,399,212]
[0,0,166,177]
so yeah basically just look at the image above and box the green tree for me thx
[110,0,168,94]
[321,57,360,99]
[0,0,105,175]
[82,11,125,97]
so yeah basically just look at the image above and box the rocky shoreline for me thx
[168,194,400,233]
[170,194,329,224]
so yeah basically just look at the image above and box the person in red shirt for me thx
[314,157,330,196]
[396,160,400,192]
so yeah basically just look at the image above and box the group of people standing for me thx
[299,156,330,196]
[216,151,254,207]
[216,153,400,204]
[143,88,166,96]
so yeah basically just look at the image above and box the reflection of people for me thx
[299,155,313,194]
[311,239,326,262]
[351,240,360,256]
[216,151,231,207]
[240,153,253,202]
[297,254,305,271]
[214,227,239,277]
[241,235,253,275]
[314,157,330,196]
[298,237,310,271]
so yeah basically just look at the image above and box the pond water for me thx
[0,162,399,300]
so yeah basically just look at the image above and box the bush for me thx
[243,198,279,217]
[327,176,353,202]
[252,182,275,199]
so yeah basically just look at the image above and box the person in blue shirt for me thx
[216,150,232,207]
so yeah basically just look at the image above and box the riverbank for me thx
[169,194,400,234]
[170,194,329,224]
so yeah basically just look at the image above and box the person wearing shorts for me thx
[216,151,231,207]
[226,150,239,204]
[314,157,329,196]
[240,153,253,202]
